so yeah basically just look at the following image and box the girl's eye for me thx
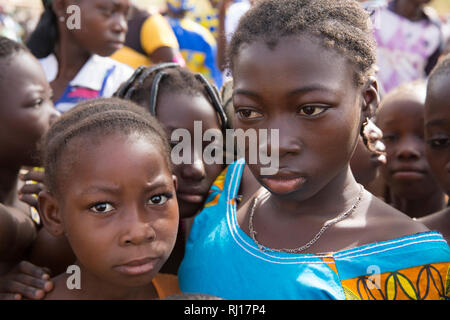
[98,6,114,17]
[90,202,115,214]
[236,109,263,120]
[147,194,172,205]
[298,105,328,117]
[427,137,450,149]
[28,98,43,109]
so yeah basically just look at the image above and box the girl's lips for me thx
[261,176,306,194]
[392,171,425,180]
[113,258,159,276]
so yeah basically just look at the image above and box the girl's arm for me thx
[0,204,37,271]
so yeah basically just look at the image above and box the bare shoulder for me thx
[364,192,429,241]
[418,208,450,241]
[44,274,69,300]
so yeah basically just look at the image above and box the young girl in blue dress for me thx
[178,0,450,300]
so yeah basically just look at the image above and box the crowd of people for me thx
[0,0,449,300]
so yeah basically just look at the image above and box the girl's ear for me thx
[52,0,69,23]
[172,175,178,192]
[38,190,65,237]
[361,76,380,119]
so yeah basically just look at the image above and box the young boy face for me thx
[377,90,442,199]
[425,76,450,195]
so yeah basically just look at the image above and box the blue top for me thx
[168,17,223,88]
[178,159,450,300]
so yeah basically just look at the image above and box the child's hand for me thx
[0,261,53,300]
[18,167,45,212]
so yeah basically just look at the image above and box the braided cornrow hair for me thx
[114,63,229,133]
[41,98,171,196]
[0,36,29,58]
[228,0,377,86]
[0,36,33,84]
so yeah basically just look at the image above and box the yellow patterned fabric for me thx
[204,166,227,208]
[341,262,449,300]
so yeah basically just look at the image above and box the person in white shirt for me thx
[26,0,134,113]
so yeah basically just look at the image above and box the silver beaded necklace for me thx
[248,184,364,253]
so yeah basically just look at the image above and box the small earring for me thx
[59,16,65,22]
[361,117,386,163]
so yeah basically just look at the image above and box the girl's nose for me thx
[119,208,156,246]
[111,13,128,34]
[275,128,302,157]
[396,137,422,161]
[179,149,206,181]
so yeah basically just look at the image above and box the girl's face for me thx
[54,133,178,289]
[232,35,367,200]
[377,95,440,198]
[156,92,224,219]
[425,81,450,195]
[63,0,130,57]
[0,52,59,167]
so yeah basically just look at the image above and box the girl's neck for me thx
[390,190,446,219]
[394,0,425,21]
[263,166,361,221]
[0,167,20,206]
[51,262,159,300]
[54,32,92,80]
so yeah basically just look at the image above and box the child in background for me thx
[376,80,446,218]
[0,36,59,275]
[26,0,134,113]
[111,4,185,69]
[178,0,450,300]
[419,54,450,242]
[114,63,229,274]
[37,98,180,299]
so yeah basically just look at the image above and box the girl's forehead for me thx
[234,35,350,68]
[157,93,221,129]
[58,133,169,183]
[232,37,356,97]
[377,99,425,127]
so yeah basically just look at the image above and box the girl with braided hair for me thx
[0,63,231,298]
[32,98,180,299]
[178,0,450,300]
[114,63,230,274]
